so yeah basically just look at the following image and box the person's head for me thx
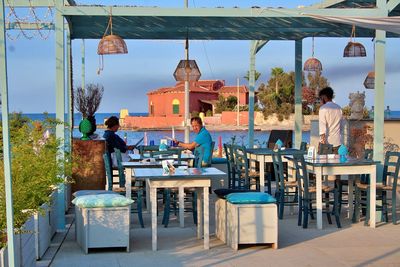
[319,87,334,104]
[190,117,203,134]
[105,116,120,132]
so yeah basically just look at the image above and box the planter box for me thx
[49,190,58,238]
[34,204,51,260]
[75,205,130,254]
[0,246,7,267]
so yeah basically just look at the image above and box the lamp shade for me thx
[173,60,201,81]
[303,57,322,72]
[363,71,375,89]
[97,34,128,55]
[343,41,366,57]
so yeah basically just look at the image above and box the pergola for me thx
[1,0,400,265]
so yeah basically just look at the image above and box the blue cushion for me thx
[211,158,227,164]
[214,188,256,199]
[226,192,276,204]
[72,194,134,208]
[73,190,119,198]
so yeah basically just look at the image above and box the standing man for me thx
[174,117,213,167]
[319,87,342,154]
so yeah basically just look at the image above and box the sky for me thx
[3,0,400,113]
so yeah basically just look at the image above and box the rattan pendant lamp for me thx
[97,7,128,74]
[364,39,375,89]
[343,25,366,57]
[304,36,322,72]
[173,38,201,81]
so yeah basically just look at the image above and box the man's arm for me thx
[175,140,197,150]
[319,108,327,144]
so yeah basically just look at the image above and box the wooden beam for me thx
[308,0,347,9]
[387,0,400,11]
[5,0,54,7]
[61,6,386,18]
[6,22,54,30]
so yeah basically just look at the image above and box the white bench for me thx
[215,198,278,250]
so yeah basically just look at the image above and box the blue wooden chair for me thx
[353,151,400,225]
[292,153,341,228]
[103,150,144,228]
[224,143,236,189]
[272,150,299,219]
[232,145,259,190]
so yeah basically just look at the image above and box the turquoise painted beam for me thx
[0,0,16,266]
[309,0,346,8]
[5,0,55,7]
[67,28,72,145]
[248,41,256,148]
[294,39,303,149]
[387,0,400,11]
[55,0,66,231]
[61,6,386,18]
[6,22,54,30]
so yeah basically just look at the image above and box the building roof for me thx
[219,86,248,94]
[147,81,220,95]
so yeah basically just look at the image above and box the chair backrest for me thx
[382,151,400,188]
[103,153,113,191]
[223,143,232,178]
[151,149,182,164]
[291,153,311,199]
[267,130,293,149]
[232,145,250,189]
[138,145,160,156]
[318,143,333,155]
[114,148,126,183]
[300,141,308,152]
[272,150,286,191]
[364,149,373,160]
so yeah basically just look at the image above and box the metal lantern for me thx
[173,59,201,81]
[363,71,375,89]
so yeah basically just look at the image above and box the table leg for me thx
[316,170,323,229]
[151,185,157,251]
[370,166,376,228]
[197,188,203,239]
[179,186,184,228]
[146,181,150,212]
[203,186,209,250]
[125,168,132,200]
[259,155,265,192]
[347,175,354,219]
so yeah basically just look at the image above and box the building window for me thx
[150,101,154,116]
[172,99,180,114]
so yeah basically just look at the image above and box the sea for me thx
[2,111,400,147]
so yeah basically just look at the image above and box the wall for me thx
[123,116,184,129]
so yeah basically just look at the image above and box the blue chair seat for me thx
[226,192,276,205]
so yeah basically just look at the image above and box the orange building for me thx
[147,80,249,117]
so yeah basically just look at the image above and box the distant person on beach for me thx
[103,116,135,153]
[318,87,342,154]
[174,117,213,167]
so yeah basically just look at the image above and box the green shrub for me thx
[0,113,71,247]
[205,110,212,117]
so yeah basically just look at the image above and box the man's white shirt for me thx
[319,101,342,147]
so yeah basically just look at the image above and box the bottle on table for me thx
[385,105,391,119]
[369,106,374,119]
[123,132,128,144]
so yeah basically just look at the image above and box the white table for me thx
[286,156,378,229]
[129,167,226,251]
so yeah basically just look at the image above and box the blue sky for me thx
[4,0,400,113]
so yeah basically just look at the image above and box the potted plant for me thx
[0,114,72,264]
[74,83,104,138]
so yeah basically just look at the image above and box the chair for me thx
[272,150,298,219]
[318,143,333,155]
[232,145,259,190]
[300,141,308,152]
[292,153,341,228]
[224,143,236,189]
[353,151,400,225]
[103,150,145,228]
[267,130,293,149]
[138,145,159,156]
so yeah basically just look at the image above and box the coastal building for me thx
[147,80,249,117]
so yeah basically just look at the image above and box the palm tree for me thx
[243,70,261,81]
[271,67,284,94]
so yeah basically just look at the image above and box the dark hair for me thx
[105,116,119,128]
[319,87,334,100]
[190,116,203,126]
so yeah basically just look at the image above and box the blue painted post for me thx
[248,41,256,148]
[55,0,66,231]
[0,1,16,265]
[294,39,303,148]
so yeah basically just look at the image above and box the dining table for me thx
[245,148,303,193]
[285,155,379,229]
[128,152,195,162]
[130,167,226,251]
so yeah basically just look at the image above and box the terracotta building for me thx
[147,80,249,117]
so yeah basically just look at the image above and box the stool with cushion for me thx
[216,192,278,250]
[72,194,133,253]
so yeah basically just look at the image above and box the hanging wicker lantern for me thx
[343,25,366,57]
[304,36,322,72]
[363,71,375,89]
[98,34,127,55]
